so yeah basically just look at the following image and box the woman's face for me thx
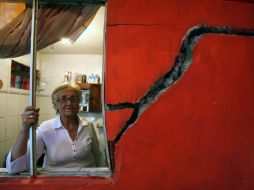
[54,88,80,118]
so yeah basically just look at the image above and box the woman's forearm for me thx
[11,128,29,161]
[10,106,40,161]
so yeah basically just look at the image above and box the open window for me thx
[0,0,111,177]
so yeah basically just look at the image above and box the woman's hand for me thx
[21,106,40,130]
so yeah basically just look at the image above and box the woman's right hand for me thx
[21,106,40,130]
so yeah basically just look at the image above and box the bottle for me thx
[95,74,100,84]
[91,73,95,83]
[82,74,87,83]
[64,71,72,82]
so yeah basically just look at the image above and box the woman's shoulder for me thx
[37,117,56,132]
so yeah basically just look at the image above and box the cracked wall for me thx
[105,0,254,189]
[107,25,254,145]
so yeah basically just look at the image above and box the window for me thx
[0,0,111,178]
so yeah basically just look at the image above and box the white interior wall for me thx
[39,54,103,95]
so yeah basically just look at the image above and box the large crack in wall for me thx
[106,25,254,145]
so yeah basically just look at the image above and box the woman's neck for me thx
[60,115,79,130]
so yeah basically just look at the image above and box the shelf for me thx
[77,83,101,90]
[77,83,91,90]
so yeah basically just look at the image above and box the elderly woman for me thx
[6,83,105,174]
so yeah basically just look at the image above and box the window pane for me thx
[0,4,111,177]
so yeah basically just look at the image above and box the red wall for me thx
[1,0,254,189]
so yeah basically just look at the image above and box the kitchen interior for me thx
[0,6,108,169]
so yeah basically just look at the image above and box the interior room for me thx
[0,3,108,171]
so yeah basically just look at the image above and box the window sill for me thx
[0,167,113,185]
[0,167,111,177]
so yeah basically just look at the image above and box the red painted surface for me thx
[1,0,254,189]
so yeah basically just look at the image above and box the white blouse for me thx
[6,115,105,174]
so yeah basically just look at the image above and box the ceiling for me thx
[39,6,105,55]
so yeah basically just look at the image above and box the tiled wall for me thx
[0,55,40,167]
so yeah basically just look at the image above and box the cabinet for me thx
[10,60,30,90]
[77,83,102,112]
[10,60,39,90]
